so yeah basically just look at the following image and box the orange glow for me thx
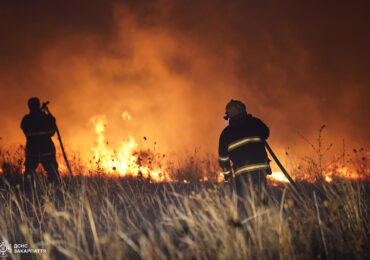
[324,166,366,182]
[267,164,367,185]
[0,1,369,187]
[121,111,132,121]
[325,176,333,183]
[268,171,289,183]
[86,114,171,182]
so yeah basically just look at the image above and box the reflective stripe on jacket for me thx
[235,162,270,175]
[26,130,56,137]
[228,136,262,152]
[218,113,270,175]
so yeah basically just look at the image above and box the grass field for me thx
[0,171,369,259]
[0,143,369,259]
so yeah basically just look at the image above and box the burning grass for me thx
[0,125,369,259]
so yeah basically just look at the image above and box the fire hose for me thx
[41,101,73,178]
[264,140,298,191]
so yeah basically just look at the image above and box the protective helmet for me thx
[224,99,246,119]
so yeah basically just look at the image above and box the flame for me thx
[87,114,170,182]
[121,111,132,121]
[53,114,367,184]
[324,166,366,182]
[268,165,366,185]
[268,171,290,183]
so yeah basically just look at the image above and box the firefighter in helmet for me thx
[218,99,271,200]
[21,97,60,183]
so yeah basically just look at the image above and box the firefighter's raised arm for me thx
[46,114,57,137]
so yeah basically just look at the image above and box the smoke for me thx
[0,0,369,160]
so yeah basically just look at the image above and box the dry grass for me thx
[0,143,369,259]
[0,171,369,260]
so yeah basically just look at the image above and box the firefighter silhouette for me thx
[21,97,60,183]
[218,99,271,202]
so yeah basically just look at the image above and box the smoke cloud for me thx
[0,0,369,160]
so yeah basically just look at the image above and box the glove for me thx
[223,172,233,181]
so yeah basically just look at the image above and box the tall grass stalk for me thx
[0,173,368,259]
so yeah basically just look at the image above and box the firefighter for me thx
[21,97,60,183]
[218,99,271,202]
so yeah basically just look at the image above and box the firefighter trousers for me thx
[25,153,60,183]
[235,169,268,216]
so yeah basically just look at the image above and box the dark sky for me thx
[0,0,369,159]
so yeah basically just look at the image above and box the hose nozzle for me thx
[41,101,50,110]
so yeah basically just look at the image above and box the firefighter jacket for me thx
[21,111,57,157]
[218,114,270,177]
